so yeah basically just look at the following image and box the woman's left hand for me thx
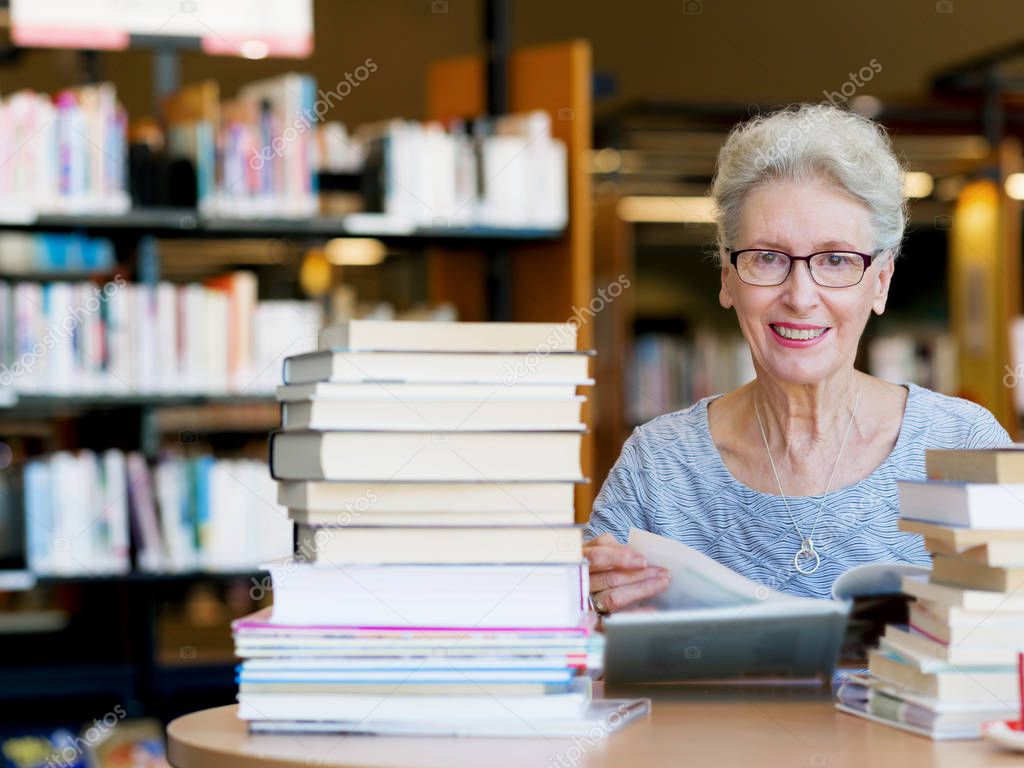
[584,533,671,614]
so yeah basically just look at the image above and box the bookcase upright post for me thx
[426,40,596,519]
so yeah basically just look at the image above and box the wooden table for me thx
[167,684,1012,768]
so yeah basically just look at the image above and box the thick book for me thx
[276,381,583,401]
[280,397,584,431]
[868,648,1018,702]
[954,540,1024,566]
[239,668,575,686]
[294,524,584,564]
[931,553,1024,592]
[899,518,1024,552]
[836,694,1010,740]
[907,599,1024,630]
[918,536,1024,566]
[276,479,577,512]
[283,350,591,385]
[901,573,1024,610]
[237,677,591,722]
[238,656,590,674]
[269,430,584,481]
[233,622,597,660]
[250,562,588,627]
[882,625,1022,666]
[235,632,596,661]
[897,480,1024,528]
[318,320,578,353]
[908,601,1024,645]
[602,530,854,684]
[239,681,570,695]
[926,448,1024,483]
[288,508,576,527]
[247,698,651,737]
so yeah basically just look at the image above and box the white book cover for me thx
[155,459,195,572]
[101,449,130,573]
[155,282,179,394]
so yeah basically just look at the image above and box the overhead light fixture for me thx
[903,171,934,199]
[617,195,715,224]
[592,148,622,174]
[1005,173,1024,200]
[325,238,387,266]
[241,40,269,59]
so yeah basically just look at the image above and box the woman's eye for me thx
[756,252,777,264]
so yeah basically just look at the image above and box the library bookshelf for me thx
[0,40,593,726]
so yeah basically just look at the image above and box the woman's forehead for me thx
[738,181,872,244]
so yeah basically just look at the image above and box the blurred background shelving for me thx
[0,0,592,738]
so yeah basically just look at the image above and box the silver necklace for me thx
[753,385,861,576]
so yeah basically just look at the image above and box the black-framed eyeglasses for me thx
[729,248,883,288]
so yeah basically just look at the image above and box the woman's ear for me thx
[871,252,896,315]
[719,264,734,309]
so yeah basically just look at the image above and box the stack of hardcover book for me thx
[232,320,648,734]
[836,447,1024,739]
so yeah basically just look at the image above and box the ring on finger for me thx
[588,592,611,616]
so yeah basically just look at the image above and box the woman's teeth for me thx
[771,325,827,340]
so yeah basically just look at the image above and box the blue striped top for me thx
[584,382,1014,599]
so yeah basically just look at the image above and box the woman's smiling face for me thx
[719,175,895,386]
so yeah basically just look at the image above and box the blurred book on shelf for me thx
[0,233,115,275]
[867,331,957,394]
[83,718,170,768]
[352,110,567,232]
[22,450,291,576]
[0,718,170,768]
[0,71,566,229]
[836,446,1024,739]
[0,726,89,768]
[629,331,754,424]
[162,75,571,227]
[183,74,319,219]
[0,82,129,220]
[0,271,319,399]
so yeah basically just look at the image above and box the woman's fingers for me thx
[583,535,647,572]
[593,572,671,614]
[589,566,669,594]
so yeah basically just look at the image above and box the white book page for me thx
[627,528,794,609]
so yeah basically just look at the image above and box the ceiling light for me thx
[903,171,934,199]
[617,196,715,224]
[325,238,387,266]
[1005,173,1024,200]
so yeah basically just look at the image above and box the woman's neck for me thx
[752,369,861,453]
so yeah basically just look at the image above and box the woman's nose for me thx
[781,259,820,309]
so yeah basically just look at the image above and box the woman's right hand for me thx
[583,534,671,615]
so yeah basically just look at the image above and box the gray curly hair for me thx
[710,103,908,267]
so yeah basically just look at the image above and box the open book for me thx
[602,529,929,685]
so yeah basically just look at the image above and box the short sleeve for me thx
[964,407,1014,449]
[583,429,650,544]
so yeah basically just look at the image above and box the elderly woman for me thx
[584,103,1013,612]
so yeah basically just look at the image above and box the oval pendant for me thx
[793,540,820,575]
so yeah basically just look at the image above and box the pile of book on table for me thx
[232,319,650,735]
[835,446,1024,740]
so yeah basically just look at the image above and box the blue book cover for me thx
[193,456,215,555]
[23,461,52,572]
